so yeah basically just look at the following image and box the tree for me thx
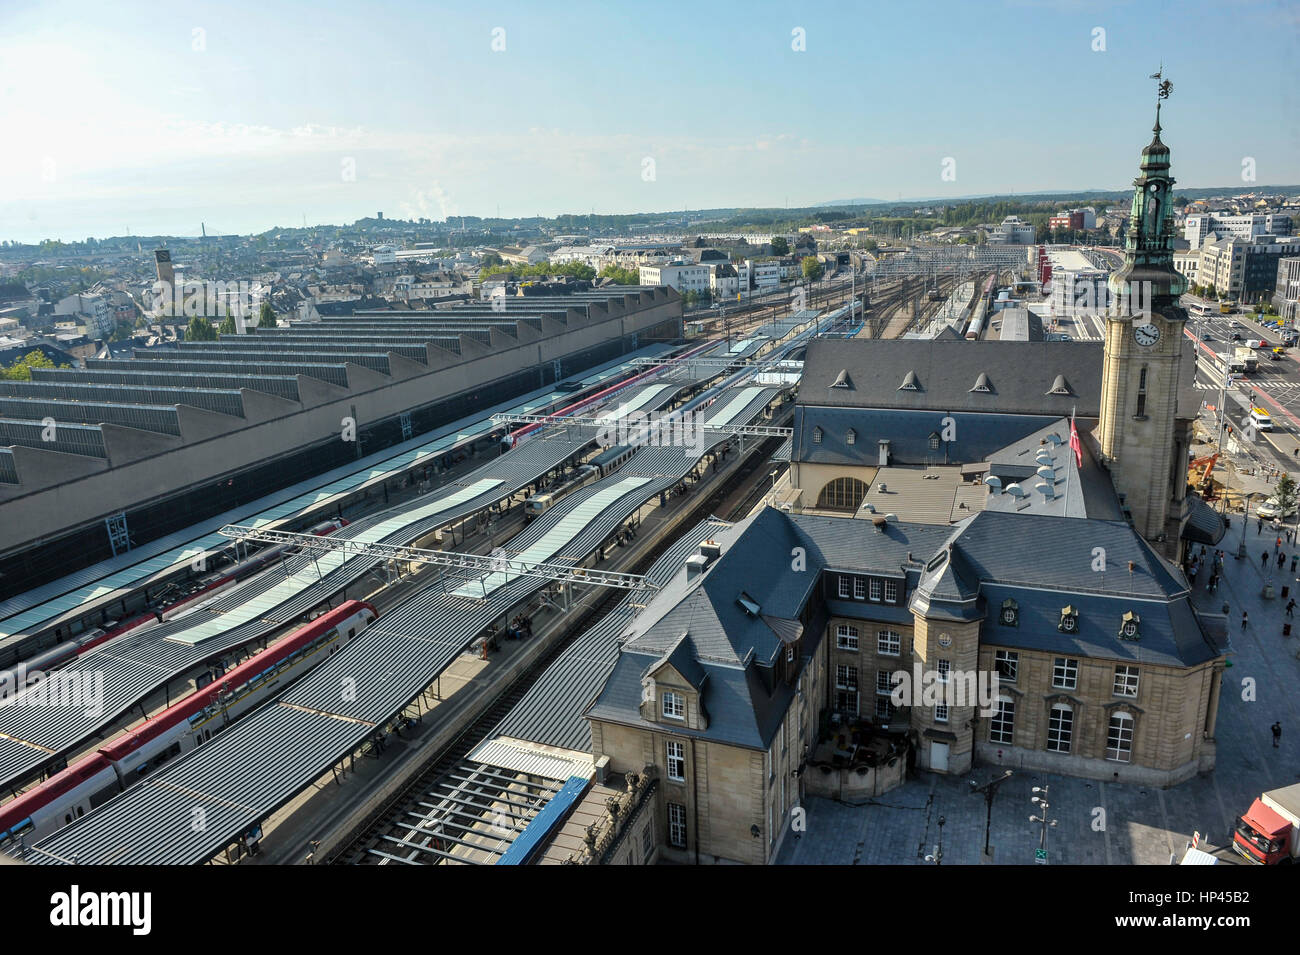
[0,349,60,381]
[185,315,218,341]
[257,302,277,328]
[770,236,790,256]
[801,256,824,282]
[1275,474,1297,524]
[598,265,640,286]
[861,238,878,252]
[219,310,238,334]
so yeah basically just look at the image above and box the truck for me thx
[1233,345,1258,373]
[1232,782,1300,864]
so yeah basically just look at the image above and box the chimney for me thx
[685,554,709,579]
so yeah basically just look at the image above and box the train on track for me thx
[0,598,377,850]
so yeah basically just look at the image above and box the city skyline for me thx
[3,0,1299,242]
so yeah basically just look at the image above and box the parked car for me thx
[1256,497,1297,519]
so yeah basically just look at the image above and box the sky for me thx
[1,0,1298,243]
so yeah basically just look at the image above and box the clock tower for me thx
[1096,86,1193,556]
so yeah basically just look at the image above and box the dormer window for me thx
[846,428,856,445]
[662,690,685,720]
[1119,611,1141,640]
[928,432,941,450]
[899,370,920,391]
[1059,606,1079,633]
[812,426,823,444]
[1000,598,1018,627]
[970,372,992,393]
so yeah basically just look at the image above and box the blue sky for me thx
[2,0,1298,242]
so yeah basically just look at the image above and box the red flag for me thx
[1069,414,1082,468]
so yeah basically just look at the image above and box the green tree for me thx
[769,236,790,256]
[185,315,218,341]
[801,256,824,282]
[1275,474,1298,522]
[598,265,640,286]
[0,349,60,381]
[219,309,238,334]
[257,302,277,328]
[861,238,878,252]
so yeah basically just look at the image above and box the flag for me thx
[1069,410,1083,468]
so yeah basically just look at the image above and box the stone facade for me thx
[974,643,1222,785]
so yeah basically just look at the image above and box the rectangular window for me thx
[876,670,896,696]
[874,697,897,721]
[990,697,1015,744]
[935,703,949,723]
[994,650,1018,683]
[838,576,851,598]
[641,819,655,860]
[884,579,898,602]
[877,629,901,656]
[668,803,687,848]
[869,579,882,601]
[836,624,859,651]
[1047,705,1073,753]
[662,691,685,720]
[835,665,858,690]
[666,741,685,781]
[1113,666,1139,698]
[1106,712,1134,762]
[937,659,951,684]
[853,577,866,600]
[1053,657,1078,690]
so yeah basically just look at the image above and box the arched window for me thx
[1047,703,1073,753]
[1106,711,1134,762]
[817,477,869,511]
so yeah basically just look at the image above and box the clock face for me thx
[1134,323,1161,347]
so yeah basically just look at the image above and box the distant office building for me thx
[1049,208,1095,231]
[1184,212,1291,250]
[639,262,710,294]
[370,245,398,266]
[708,263,739,300]
[737,259,781,292]
[989,216,1037,245]
[53,291,114,338]
[1271,256,1300,321]
[1198,234,1300,301]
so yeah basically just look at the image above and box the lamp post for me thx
[969,769,1014,860]
[924,814,946,865]
[1030,785,1057,862]
[1238,491,1257,560]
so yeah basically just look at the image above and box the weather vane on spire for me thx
[1149,66,1172,130]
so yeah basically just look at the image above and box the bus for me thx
[1189,301,1212,319]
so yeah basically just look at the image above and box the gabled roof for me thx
[798,338,1103,415]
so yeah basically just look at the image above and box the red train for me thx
[0,598,376,849]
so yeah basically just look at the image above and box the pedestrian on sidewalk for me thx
[1279,552,1287,569]
[1292,555,1298,574]
[1258,518,1264,534]
[1262,550,1271,568]
[1287,599,1296,618]
[1242,611,1250,631]
[1208,572,1219,592]
[1273,722,1282,748]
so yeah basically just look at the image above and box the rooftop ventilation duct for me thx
[985,475,1003,495]
[1035,481,1055,500]
[1005,483,1026,499]
[1037,465,1056,483]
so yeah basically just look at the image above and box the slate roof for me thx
[793,405,1077,467]
[586,505,1222,753]
[798,338,1103,415]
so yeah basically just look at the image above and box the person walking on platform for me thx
[1273,722,1283,748]
[1242,611,1250,631]
[1286,599,1296,619]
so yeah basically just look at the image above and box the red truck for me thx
[1233,783,1300,865]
